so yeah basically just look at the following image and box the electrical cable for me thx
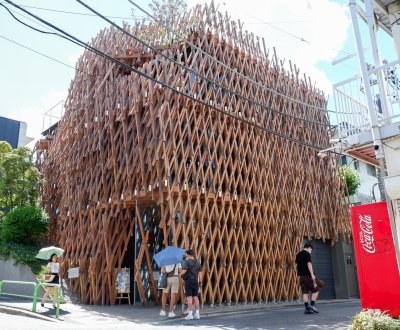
[4,0,337,153]
[77,0,332,129]
[128,0,337,116]
[0,2,148,21]
[0,3,92,51]
[0,34,75,69]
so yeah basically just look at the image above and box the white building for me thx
[340,155,379,205]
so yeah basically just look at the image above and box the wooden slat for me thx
[35,2,350,305]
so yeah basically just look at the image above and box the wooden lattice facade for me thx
[36,2,350,305]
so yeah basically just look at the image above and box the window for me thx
[353,160,360,171]
[340,155,347,166]
[366,164,376,177]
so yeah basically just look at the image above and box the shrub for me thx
[339,165,362,196]
[1,205,49,244]
[0,241,47,275]
[350,310,400,330]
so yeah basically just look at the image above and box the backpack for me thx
[182,259,200,281]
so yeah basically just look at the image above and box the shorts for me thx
[184,280,199,297]
[163,276,179,294]
[299,276,321,294]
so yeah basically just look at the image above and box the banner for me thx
[350,202,400,317]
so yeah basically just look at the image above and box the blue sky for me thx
[0,0,397,146]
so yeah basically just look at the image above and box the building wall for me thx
[0,116,21,148]
[342,156,378,203]
[37,2,350,305]
[0,116,32,148]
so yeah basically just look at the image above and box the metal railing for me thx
[0,280,61,318]
[333,58,400,139]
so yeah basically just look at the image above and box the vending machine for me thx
[350,202,400,317]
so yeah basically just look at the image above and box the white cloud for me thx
[189,0,350,93]
[6,89,67,149]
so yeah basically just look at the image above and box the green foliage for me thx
[131,0,199,45]
[1,205,49,244]
[350,310,400,330]
[0,241,47,276]
[339,165,361,196]
[0,141,41,209]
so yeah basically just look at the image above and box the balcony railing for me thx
[333,58,400,139]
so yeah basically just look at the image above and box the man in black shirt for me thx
[181,249,202,320]
[295,243,321,314]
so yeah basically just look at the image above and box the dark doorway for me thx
[308,239,336,300]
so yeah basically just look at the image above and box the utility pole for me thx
[348,0,400,270]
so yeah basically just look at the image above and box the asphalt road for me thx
[0,301,360,330]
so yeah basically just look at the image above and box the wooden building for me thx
[36,2,350,305]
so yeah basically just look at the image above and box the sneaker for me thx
[159,310,167,316]
[168,312,176,318]
[194,314,200,320]
[184,314,194,320]
[309,305,319,313]
[304,309,314,314]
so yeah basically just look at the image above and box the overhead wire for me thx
[128,0,338,116]
[2,0,343,115]
[4,0,337,153]
[0,34,75,69]
[0,2,148,21]
[0,3,93,51]
[76,0,332,128]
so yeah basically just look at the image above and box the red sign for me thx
[350,202,400,317]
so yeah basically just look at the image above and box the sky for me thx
[0,0,397,148]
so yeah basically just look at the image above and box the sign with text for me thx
[67,267,79,279]
[350,202,400,317]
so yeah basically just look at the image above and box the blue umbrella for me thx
[153,246,186,267]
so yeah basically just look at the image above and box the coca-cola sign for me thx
[351,201,400,317]
[359,214,375,254]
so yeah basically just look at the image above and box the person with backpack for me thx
[180,249,202,320]
[159,262,182,317]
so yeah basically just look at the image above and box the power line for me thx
[0,34,75,69]
[0,3,92,51]
[4,0,333,152]
[76,0,332,128]
[128,0,338,115]
[3,4,60,34]
[225,2,353,58]
[0,2,148,21]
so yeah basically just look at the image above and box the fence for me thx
[0,280,61,318]
[333,58,400,139]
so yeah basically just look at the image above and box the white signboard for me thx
[68,267,79,279]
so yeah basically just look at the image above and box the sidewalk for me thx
[0,296,360,325]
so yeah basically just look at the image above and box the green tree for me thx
[339,165,362,196]
[131,0,197,44]
[0,141,41,209]
[1,205,49,244]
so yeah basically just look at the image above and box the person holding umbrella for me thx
[153,246,185,318]
[36,246,63,308]
[160,262,182,317]
[41,253,60,308]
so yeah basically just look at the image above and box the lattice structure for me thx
[36,2,350,305]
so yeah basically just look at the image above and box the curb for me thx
[0,304,57,322]
[158,299,360,322]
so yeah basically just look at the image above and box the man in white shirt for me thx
[159,262,182,317]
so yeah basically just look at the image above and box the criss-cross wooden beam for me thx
[35,2,350,305]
